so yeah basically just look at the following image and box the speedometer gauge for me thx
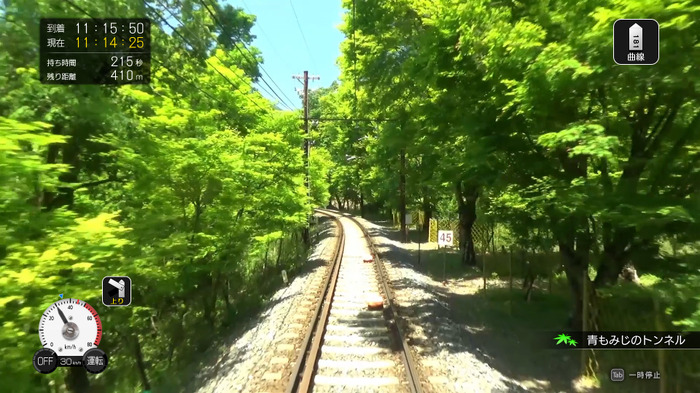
[38,298,102,357]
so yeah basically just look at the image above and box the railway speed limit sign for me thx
[437,230,454,247]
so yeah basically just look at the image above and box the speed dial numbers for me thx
[38,298,102,357]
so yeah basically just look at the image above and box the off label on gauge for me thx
[38,298,102,358]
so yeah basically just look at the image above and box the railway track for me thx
[286,209,422,393]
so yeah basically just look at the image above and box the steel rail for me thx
[338,210,423,393]
[285,211,345,393]
[317,209,424,393]
[288,209,422,393]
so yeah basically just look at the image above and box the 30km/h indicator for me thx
[38,298,102,357]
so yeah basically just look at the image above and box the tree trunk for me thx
[594,252,623,287]
[133,335,152,391]
[561,243,587,330]
[202,274,216,326]
[223,278,231,312]
[210,275,219,325]
[360,191,365,218]
[64,367,90,393]
[558,214,593,330]
[263,243,270,273]
[399,148,407,243]
[193,199,203,236]
[593,227,636,287]
[422,193,432,235]
[302,224,310,246]
[168,310,186,365]
[591,102,668,286]
[456,181,478,265]
[333,194,341,209]
[276,237,284,266]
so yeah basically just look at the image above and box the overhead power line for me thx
[148,0,283,112]
[241,0,293,109]
[288,0,316,67]
[62,0,245,117]
[194,0,296,108]
[240,0,284,63]
[198,0,298,111]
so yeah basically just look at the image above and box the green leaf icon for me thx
[554,333,571,345]
[568,339,578,346]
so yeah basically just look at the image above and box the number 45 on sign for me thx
[438,230,453,247]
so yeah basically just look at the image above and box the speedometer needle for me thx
[56,306,69,324]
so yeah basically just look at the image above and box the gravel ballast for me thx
[189,212,570,393]
[191,217,337,393]
[355,217,532,393]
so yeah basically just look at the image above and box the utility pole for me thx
[293,71,320,246]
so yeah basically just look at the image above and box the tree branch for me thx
[640,92,660,133]
[599,158,613,194]
[644,99,683,158]
[73,176,123,190]
[649,110,700,194]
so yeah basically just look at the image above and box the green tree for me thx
[0,1,314,391]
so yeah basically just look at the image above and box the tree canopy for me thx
[0,0,331,391]
[1,0,698,391]
[316,0,699,344]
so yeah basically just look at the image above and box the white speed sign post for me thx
[437,230,453,246]
[437,230,453,282]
